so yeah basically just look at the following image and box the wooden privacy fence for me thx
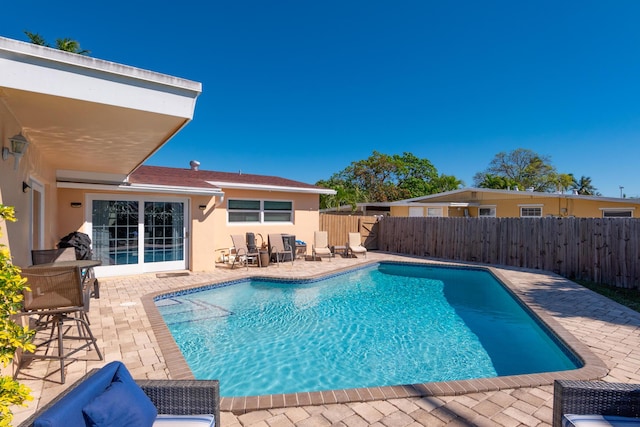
[376,217,640,289]
[319,214,380,249]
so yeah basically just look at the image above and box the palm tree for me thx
[24,31,90,55]
[571,176,600,196]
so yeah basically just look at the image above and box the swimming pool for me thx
[156,262,580,397]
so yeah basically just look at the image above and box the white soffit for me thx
[0,37,202,176]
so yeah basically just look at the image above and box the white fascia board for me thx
[57,170,129,185]
[57,181,224,196]
[207,181,336,195]
[0,37,201,118]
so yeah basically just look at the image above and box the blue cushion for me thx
[82,380,157,427]
[34,362,126,427]
[563,414,640,426]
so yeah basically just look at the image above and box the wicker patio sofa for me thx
[18,361,220,427]
[553,380,640,426]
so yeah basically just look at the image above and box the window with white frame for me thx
[228,199,293,223]
[520,206,542,217]
[478,206,496,217]
[602,209,633,218]
[427,207,443,217]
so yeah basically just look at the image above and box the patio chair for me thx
[268,233,294,266]
[553,380,640,427]
[32,248,100,299]
[17,265,103,383]
[348,232,367,258]
[312,231,332,261]
[230,234,260,269]
[31,247,77,265]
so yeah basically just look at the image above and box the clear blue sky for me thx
[3,1,640,197]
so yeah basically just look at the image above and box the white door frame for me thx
[84,193,190,277]
[29,178,45,252]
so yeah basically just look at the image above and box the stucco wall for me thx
[54,187,320,274]
[0,107,58,266]
[209,189,320,264]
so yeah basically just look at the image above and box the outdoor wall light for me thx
[198,205,207,211]
[2,133,30,170]
[70,202,82,208]
[22,181,31,193]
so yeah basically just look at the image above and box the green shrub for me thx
[0,205,35,426]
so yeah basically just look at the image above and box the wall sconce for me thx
[2,133,30,170]
[22,181,31,193]
[70,202,82,208]
[198,205,207,211]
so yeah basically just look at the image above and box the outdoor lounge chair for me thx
[348,232,367,258]
[553,380,640,427]
[312,231,332,261]
[268,233,294,266]
[230,234,260,269]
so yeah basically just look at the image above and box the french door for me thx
[87,195,188,277]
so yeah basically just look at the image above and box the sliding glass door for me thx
[88,196,187,276]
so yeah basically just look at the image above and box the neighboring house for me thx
[0,36,333,277]
[331,188,640,219]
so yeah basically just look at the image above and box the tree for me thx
[0,205,35,426]
[474,173,519,190]
[473,148,559,192]
[428,174,464,193]
[551,173,575,193]
[24,31,90,55]
[571,176,600,196]
[317,151,458,205]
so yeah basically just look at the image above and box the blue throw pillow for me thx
[82,380,157,427]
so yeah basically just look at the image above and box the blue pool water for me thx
[156,263,580,397]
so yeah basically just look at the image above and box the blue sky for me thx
[3,1,640,197]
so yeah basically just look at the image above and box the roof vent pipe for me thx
[189,160,200,171]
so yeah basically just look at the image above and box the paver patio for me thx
[11,252,640,426]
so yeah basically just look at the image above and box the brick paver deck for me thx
[11,252,640,426]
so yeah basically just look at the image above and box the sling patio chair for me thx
[268,234,294,266]
[230,234,260,269]
[312,231,332,261]
[17,265,103,383]
[348,232,367,258]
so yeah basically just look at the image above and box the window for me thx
[520,207,542,217]
[478,207,496,217]
[602,209,633,218]
[427,207,443,217]
[228,199,293,223]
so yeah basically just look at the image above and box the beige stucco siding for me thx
[209,189,320,264]
[0,104,58,266]
[54,187,320,274]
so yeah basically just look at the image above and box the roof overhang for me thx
[0,36,202,179]
[57,181,224,197]
[207,181,337,195]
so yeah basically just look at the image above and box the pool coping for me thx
[141,257,609,415]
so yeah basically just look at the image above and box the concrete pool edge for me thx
[141,256,609,415]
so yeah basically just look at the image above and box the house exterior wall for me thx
[395,193,640,218]
[210,189,320,263]
[0,107,58,267]
[55,187,320,275]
